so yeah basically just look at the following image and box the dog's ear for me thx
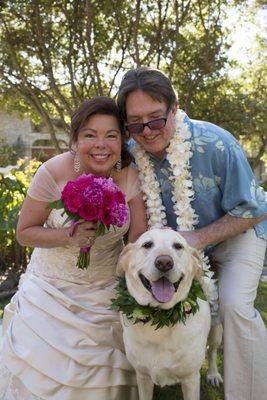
[189,247,204,280]
[116,243,136,277]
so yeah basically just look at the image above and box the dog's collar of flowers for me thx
[111,278,206,329]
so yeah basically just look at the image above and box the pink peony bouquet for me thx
[50,174,129,269]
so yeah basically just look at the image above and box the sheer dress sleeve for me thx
[27,164,62,202]
[125,166,142,203]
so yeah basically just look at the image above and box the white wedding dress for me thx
[0,165,139,400]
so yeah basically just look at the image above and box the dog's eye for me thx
[142,241,154,249]
[173,242,184,250]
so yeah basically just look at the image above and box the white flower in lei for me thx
[132,109,219,316]
[132,109,198,229]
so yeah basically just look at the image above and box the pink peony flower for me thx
[50,174,129,269]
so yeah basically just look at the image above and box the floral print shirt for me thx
[130,114,267,241]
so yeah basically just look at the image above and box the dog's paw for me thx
[206,372,223,388]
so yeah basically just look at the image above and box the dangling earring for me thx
[116,157,122,171]
[74,152,81,173]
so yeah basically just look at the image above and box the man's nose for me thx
[143,124,152,136]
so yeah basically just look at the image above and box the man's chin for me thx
[141,138,170,156]
[143,144,167,159]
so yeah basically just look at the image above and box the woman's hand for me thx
[67,221,98,248]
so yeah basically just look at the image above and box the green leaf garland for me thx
[111,278,206,330]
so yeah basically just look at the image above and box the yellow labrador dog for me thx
[117,228,222,400]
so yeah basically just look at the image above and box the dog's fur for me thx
[117,228,222,400]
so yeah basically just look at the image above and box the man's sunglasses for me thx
[125,117,167,135]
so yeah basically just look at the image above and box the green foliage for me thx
[0,2,244,143]
[189,33,267,170]
[255,282,267,325]
[0,157,41,273]
[0,136,16,167]
[0,136,26,167]
[111,278,206,329]
[0,298,10,319]
[0,1,265,165]
[96,222,106,237]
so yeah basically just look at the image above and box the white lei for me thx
[132,109,199,229]
[132,110,219,316]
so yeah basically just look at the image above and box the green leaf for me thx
[48,199,64,210]
[132,308,147,320]
[96,222,106,237]
[62,214,76,226]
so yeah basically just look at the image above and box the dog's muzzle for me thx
[155,255,174,272]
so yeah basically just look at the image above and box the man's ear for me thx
[116,243,136,277]
[170,101,178,115]
[190,247,204,280]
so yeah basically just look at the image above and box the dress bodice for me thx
[27,209,129,283]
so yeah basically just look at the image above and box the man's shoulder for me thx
[189,118,234,141]
[188,118,239,154]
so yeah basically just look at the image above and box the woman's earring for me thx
[74,152,81,172]
[116,157,122,171]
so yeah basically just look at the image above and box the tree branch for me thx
[85,0,103,95]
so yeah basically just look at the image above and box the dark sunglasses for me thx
[125,117,167,135]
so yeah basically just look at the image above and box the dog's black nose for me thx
[155,255,174,272]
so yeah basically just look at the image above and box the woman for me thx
[0,97,147,400]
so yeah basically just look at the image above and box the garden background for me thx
[0,1,266,399]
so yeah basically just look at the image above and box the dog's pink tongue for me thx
[151,277,175,303]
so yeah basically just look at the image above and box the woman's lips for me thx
[90,154,110,160]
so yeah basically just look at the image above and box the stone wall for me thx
[0,110,32,146]
[0,110,68,158]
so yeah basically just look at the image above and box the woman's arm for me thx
[127,192,147,243]
[16,195,96,248]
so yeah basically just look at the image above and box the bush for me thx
[0,136,16,167]
[0,158,41,279]
[260,181,267,191]
[0,136,25,168]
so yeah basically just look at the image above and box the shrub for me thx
[260,181,267,191]
[0,158,41,279]
[0,136,16,167]
[0,136,25,168]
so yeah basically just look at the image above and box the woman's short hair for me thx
[70,96,132,168]
[117,67,178,121]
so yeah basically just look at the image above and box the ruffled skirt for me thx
[0,273,137,400]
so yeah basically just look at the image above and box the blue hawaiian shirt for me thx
[129,114,267,243]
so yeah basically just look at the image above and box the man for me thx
[117,67,267,400]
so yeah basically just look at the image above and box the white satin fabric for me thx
[0,165,140,400]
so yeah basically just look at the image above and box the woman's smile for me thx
[90,153,110,161]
